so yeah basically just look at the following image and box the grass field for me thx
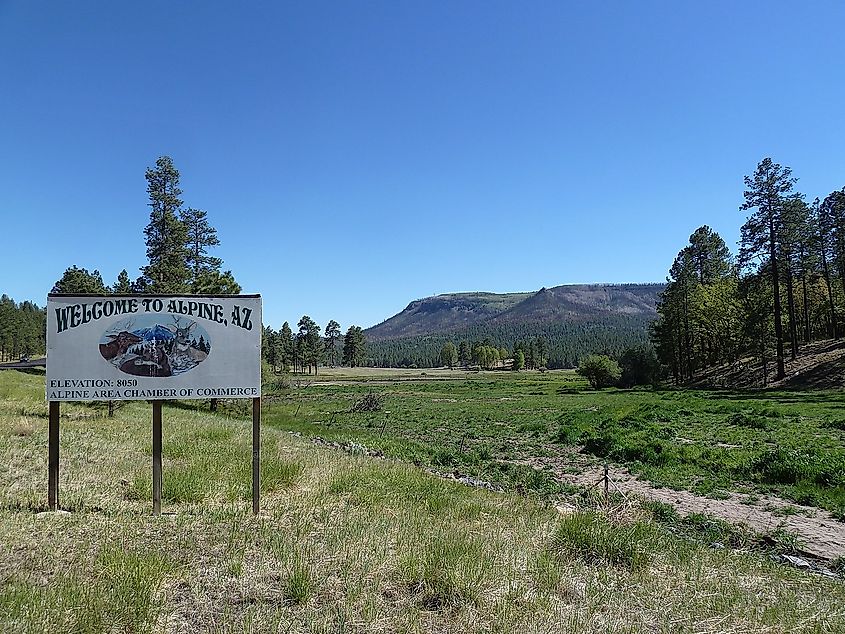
[266,368,845,519]
[1,368,845,632]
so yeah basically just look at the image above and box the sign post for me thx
[152,401,162,515]
[48,401,60,510]
[46,294,263,514]
[253,397,260,515]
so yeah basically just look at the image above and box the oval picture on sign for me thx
[99,315,212,377]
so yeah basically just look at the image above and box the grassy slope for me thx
[1,369,844,632]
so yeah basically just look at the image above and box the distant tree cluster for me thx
[652,157,845,385]
[0,295,45,361]
[262,318,367,374]
[365,318,652,369]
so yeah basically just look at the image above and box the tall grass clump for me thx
[551,511,654,571]
[284,554,312,605]
[0,547,172,634]
[397,529,487,610]
[96,546,174,629]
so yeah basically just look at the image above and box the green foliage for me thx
[366,313,656,369]
[112,269,133,294]
[440,341,458,368]
[129,156,238,294]
[51,265,107,294]
[342,325,366,367]
[652,225,739,382]
[297,315,322,374]
[192,269,241,294]
[284,555,311,605]
[398,529,486,609]
[324,319,342,367]
[745,447,845,488]
[551,511,654,570]
[0,295,45,361]
[577,354,621,389]
[473,344,500,370]
[140,155,191,293]
[618,344,661,387]
[552,397,845,516]
[180,207,223,289]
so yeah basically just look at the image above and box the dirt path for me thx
[530,453,845,560]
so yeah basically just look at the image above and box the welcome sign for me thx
[46,294,262,401]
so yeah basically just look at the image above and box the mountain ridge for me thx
[363,283,665,368]
[365,282,665,342]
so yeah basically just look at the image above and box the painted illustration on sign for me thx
[99,314,212,377]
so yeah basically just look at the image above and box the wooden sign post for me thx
[48,401,60,510]
[253,396,260,515]
[152,401,162,515]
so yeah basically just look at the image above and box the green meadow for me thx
[266,368,845,518]
[1,368,844,633]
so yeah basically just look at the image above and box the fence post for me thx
[603,463,609,504]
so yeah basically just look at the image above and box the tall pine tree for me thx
[739,157,797,380]
[139,156,190,293]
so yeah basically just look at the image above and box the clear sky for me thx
[2,1,844,331]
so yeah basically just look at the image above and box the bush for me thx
[745,448,845,487]
[576,355,621,389]
[728,411,771,430]
[618,345,662,387]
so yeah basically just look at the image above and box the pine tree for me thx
[324,320,341,367]
[112,269,132,294]
[280,321,294,371]
[458,341,470,367]
[181,207,223,291]
[816,195,839,338]
[193,269,242,294]
[51,266,108,294]
[343,326,366,367]
[140,156,190,293]
[739,157,797,380]
[297,315,322,374]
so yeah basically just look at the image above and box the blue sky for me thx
[2,1,844,331]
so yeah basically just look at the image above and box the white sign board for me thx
[46,295,261,401]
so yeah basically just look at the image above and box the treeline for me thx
[365,315,653,369]
[0,295,45,361]
[652,157,845,385]
[3,156,241,361]
[52,156,241,298]
[262,317,367,374]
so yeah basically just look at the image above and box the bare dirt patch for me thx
[528,452,845,560]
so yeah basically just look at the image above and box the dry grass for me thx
[1,370,844,633]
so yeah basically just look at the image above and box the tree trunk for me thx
[683,290,693,380]
[784,263,798,360]
[801,273,810,343]
[822,253,837,339]
[769,218,786,380]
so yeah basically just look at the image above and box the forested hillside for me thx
[651,158,845,387]
[364,284,662,368]
[0,295,45,361]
